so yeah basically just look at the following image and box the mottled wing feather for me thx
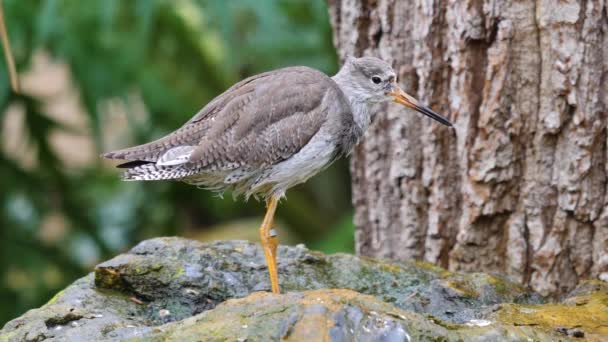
[185,70,269,125]
[188,67,330,170]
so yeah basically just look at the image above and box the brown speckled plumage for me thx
[103,66,357,199]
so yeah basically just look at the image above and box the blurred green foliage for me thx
[0,0,353,326]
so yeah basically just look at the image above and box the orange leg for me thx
[259,196,280,293]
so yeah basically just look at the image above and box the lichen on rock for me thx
[1,237,607,341]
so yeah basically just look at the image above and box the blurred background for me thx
[0,0,353,325]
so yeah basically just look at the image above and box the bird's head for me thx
[338,56,452,127]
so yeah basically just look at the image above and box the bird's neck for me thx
[331,74,372,133]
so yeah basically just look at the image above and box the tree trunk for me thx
[328,0,608,296]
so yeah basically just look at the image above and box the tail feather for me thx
[116,160,153,168]
[122,163,197,181]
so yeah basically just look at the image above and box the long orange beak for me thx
[389,86,452,127]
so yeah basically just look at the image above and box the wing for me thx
[103,66,337,172]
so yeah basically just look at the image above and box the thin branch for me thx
[0,0,19,93]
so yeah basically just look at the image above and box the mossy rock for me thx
[1,237,606,341]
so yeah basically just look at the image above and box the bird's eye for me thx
[371,76,382,84]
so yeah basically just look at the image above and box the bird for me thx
[102,56,452,294]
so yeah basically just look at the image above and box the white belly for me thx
[255,127,338,198]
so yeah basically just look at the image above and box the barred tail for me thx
[120,161,196,181]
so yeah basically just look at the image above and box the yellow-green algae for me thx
[0,330,19,342]
[414,261,454,278]
[45,289,66,305]
[379,262,405,274]
[442,279,480,298]
[494,290,608,340]
[172,266,185,279]
[484,274,512,295]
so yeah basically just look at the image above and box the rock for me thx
[1,237,607,341]
[125,289,547,341]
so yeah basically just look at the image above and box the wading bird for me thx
[103,56,452,293]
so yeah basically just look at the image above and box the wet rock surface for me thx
[2,237,607,341]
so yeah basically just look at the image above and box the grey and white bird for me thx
[102,56,452,293]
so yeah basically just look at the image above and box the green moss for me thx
[0,330,19,342]
[414,261,446,274]
[172,267,185,279]
[483,274,511,295]
[413,261,452,278]
[46,289,66,305]
[443,280,479,298]
[132,264,163,275]
[426,315,461,331]
[378,264,399,273]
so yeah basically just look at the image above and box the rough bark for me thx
[328,0,608,295]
